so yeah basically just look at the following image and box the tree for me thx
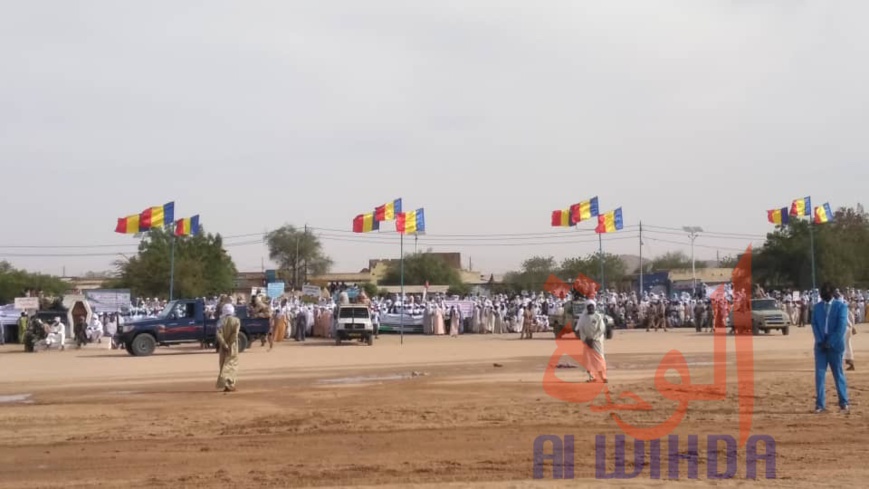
[503,256,558,292]
[447,282,471,297]
[559,253,628,291]
[380,251,463,287]
[755,205,869,288]
[265,225,333,287]
[112,227,237,298]
[0,261,70,304]
[646,251,706,272]
[361,282,379,298]
[718,255,740,269]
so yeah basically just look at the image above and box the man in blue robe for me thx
[811,283,850,414]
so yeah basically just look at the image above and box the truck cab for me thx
[115,299,269,356]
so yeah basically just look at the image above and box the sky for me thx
[1,1,867,277]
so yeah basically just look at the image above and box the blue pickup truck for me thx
[115,299,271,356]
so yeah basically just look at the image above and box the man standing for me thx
[216,304,240,392]
[17,312,28,344]
[521,303,533,339]
[578,300,607,383]
[811,283,849,414]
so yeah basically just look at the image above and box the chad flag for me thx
[115,214,140,234]
[551,209,574,227]
[814,203,833,224]
[570,197,599,223]
[396,208,425,234]
[789,196,811,217]
[140,202,175,230]
[175,215,200,236]
[353,213,379,233]
[595,208,623,234]
[767,207,789,225]
[375,198,402,221]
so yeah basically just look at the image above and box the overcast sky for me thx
[1,1,866,277]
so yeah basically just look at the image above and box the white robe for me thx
[47,322,66,348]
[845,311,855,361]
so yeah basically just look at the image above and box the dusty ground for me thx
[0,325,865,488]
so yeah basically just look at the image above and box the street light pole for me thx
[683,226,703,297]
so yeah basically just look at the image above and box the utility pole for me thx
[639,221,643,296]
[683,226,703,297]
[303,224,308,285]
[294,232,300,289]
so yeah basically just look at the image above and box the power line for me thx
[0,221,776,257]
[642,236,758,253]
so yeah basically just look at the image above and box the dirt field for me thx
[0,325,865,488]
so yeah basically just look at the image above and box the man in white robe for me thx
[87,315,104,343]
[845,305,856,371]
[577,301,607,382]
[46,317,66,350]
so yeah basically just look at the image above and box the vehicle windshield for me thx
[155,301,179,319]
[752,299,778,311]
[339,307,370,319]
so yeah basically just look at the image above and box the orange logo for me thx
[543,246,755,447]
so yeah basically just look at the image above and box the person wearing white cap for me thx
[215,304,240,392]
[46,317,66,350]
[578,300,607,382]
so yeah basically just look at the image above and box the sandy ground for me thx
[0,325,866,488]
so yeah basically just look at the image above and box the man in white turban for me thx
[577,300,607,383]
[216,304,240,392]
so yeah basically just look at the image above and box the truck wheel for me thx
[782,326,789,336]
[237,332,249,353]
[335,336,341,345]
[366,334,374,346]
[130,334,156,356]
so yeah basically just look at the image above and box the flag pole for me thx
[639,221,643,296]
[599,232,605,300]
[400,232,404,345]
[169,231,176,301]
[808,217,816,291]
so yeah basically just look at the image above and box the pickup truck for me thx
[552,300,614,340]
[115,299,271,356]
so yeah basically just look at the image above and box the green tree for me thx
[112,227,237,298]
[755,205,869,288]
[380,251,463,287]
[361,282,379,298]
[646,251,706,272]
[0,261,70,304]
[265,225,333,287]
[718,255,740,269]
[559,253,628,291]
[503,256,558,292]
[447,282,471,297]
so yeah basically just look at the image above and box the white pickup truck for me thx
[334,304,375,346]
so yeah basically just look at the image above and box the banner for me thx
[267,282,285,298]
[302,285,322,297]
[443,300,475,317]
[84,289,131,313]
[14,297,39,310]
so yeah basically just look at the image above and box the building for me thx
[60,277,106,292]
[668,268,732,294]
[255,252,487,291]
